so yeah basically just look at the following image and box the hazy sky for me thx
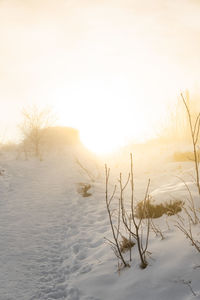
[1,0,200,150]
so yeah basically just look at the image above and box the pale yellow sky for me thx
[0,0,200,151]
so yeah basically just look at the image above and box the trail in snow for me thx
[1,148,200,300]
[0,152,105,300]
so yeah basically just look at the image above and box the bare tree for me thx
[120,154,150,269]
[105,165,129,269]
[105,154,151,270]
[174,93,200,254]
[20,105,55,158]
[181,93,200,195]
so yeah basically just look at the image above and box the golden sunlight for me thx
[0,0,200,153]
[1,2,200,299]
[54,74,183,154]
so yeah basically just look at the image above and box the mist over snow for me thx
[0,141,200,299]
[1,1,200,298]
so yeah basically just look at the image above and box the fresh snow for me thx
[0,145,200,300]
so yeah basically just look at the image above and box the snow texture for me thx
[0,145,200,300]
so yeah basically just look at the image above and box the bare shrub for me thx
[176,176,199,225]
[105,154,151,269]
[20,105,55,159]
[176,219,200,253]
[181,93,200,195]
[105,165,129,269]
[150,219,165,240]
[175,186,200,253]
[174,103,200,250]
[172,94,200,253]
[120,155,151,269]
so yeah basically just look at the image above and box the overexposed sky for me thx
[0,0,200,150]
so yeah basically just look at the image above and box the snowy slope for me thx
[0,146,200,300]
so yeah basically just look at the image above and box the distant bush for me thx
[19,124,80,160]
[42,126,80,148]
[0,142,17,152]
[173,151,199,162]
[135,199,184,219]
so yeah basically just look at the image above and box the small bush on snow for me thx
[135,199,184,219]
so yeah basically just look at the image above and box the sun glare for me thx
[51,37,190,156]
[55,77,169,155]
[1,0,200,151]
[80,129,125,154]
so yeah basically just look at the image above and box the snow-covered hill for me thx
[0,145,200,300]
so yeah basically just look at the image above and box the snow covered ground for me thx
[0,144,200,300]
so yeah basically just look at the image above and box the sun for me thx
[52,50,184,155]
[55,79,165,155]
[80,128,125,154]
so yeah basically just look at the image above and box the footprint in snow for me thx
[89,239,102,249]
[76,251,87,261]
[79,265,92,274]
[70,262,81,273]
[72,244,80,254]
